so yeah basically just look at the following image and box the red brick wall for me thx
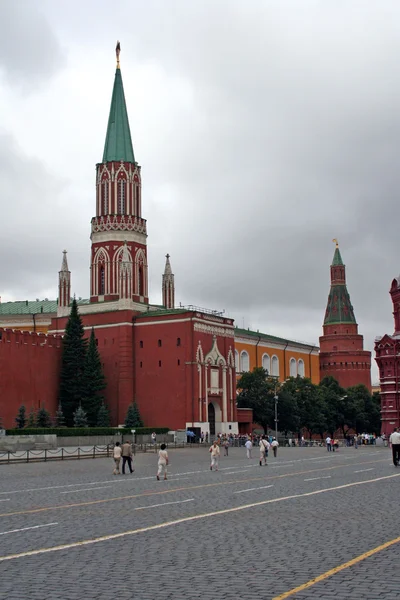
[0,329,62,429]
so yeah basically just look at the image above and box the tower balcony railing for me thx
[91,214,147,236]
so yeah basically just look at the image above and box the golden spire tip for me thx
[332,238,339,248]
[116,40,121,69]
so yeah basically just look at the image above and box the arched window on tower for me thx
[135,186,140,215]
[138,266,144,297]
[262,353,270,374]
[117,179,126,215]
[99,266,105,296]
[290,358,297,377]
[102,181,109,215]
[298,359,305,377]
[271,355,279,377]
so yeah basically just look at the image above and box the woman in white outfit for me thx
[259,436,270,466]
[157,443,169,480]
[209,441,220,471]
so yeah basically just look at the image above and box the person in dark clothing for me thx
[121,441,134,474]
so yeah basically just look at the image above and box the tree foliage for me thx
[237,367,277,432]
[36,407,51,428]
[27,406,36,428]
[73,405,88,428]
[81,329,106,426]
[96,402,111,427]
[237,369,381,436]
[54,403,66,428]
[124,402,144,428]
[15,405,26,429]
[59,299,88,426]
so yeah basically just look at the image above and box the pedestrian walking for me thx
[121,440,134,474]
[354,434,358,449]
[156,443,169,480]
[209,440,220,471]
[389,428,400,466]
[245,438,253,459]
[113,441,122,475]
[259,436,270,466]
[271,438,279,457]
[223,438,229,456]
[326,436,332,452]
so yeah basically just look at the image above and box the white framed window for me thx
[290,357,297,377]
[298,359,305,377]
[235,350,239,371]
[262,353,270,374]
[271,355,279,377]
[240,350,250,372]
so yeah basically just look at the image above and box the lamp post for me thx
[274,395,279,441]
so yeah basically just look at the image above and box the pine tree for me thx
[96,402,111,427]
[59,298,88,426]
[81,329,106,426]
[73,405,88,428]
[124,402,144,428]
[36,407,51,428]
[15,405,26,429]
[54,403,66,428]
[27,406,36,428]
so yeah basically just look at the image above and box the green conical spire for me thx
[102,63,135,164]
[331,243,343,266]
[324,242,356,325]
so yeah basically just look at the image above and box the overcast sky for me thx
[1,1,400,382]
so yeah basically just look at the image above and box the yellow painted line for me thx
[272,534,400,599]
[0,472,399,563]
[0,458,387,519]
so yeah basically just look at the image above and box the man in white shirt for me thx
[326,436,332,452]
[259,436,270,466]
[389,428,400,466]
[245,438,253,459]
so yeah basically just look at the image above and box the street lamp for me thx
[274,395,278,441]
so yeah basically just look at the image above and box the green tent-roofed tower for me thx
[102,45,135,163]
[90,42,148,306]
[323,242,356,325]
[319,241,371,391]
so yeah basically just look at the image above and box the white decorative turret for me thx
[58,250,71,308]
[162,253,175,309]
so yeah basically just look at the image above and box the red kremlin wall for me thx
[0,329,62,429]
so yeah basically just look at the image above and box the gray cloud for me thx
[2,0,400,383]
[0,1,65,89]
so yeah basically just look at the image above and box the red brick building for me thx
[375,277,400,436]
[319,243,371,390]
[0,47,239,435]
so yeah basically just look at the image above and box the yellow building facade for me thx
[234,327,320,384]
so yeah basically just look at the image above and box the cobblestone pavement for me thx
[0,445,399,599]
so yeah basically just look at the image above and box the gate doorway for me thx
[208,403,215,436]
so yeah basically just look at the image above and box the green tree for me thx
[319,376,346,436]
[15,405,26,429]
[124,402,144,428]
[36,407,51,428]
[237,367,276,432]
[81,329,106,426]
[27,406,36,428]
[54,403,66,428]
[282,377,326,439]
[73,405,88,428]
[97,402,111,427]
[59,298,88,426]
[273,387,300,436]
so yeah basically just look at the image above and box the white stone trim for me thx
[235,335,319,354]
[49,321,134,334]
[194,322,234,338]
[91,231,147,244]
[134,317,192,327]
[193,317,234,330]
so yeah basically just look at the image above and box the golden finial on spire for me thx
[116,41,121,69]
[332,238,339,248]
